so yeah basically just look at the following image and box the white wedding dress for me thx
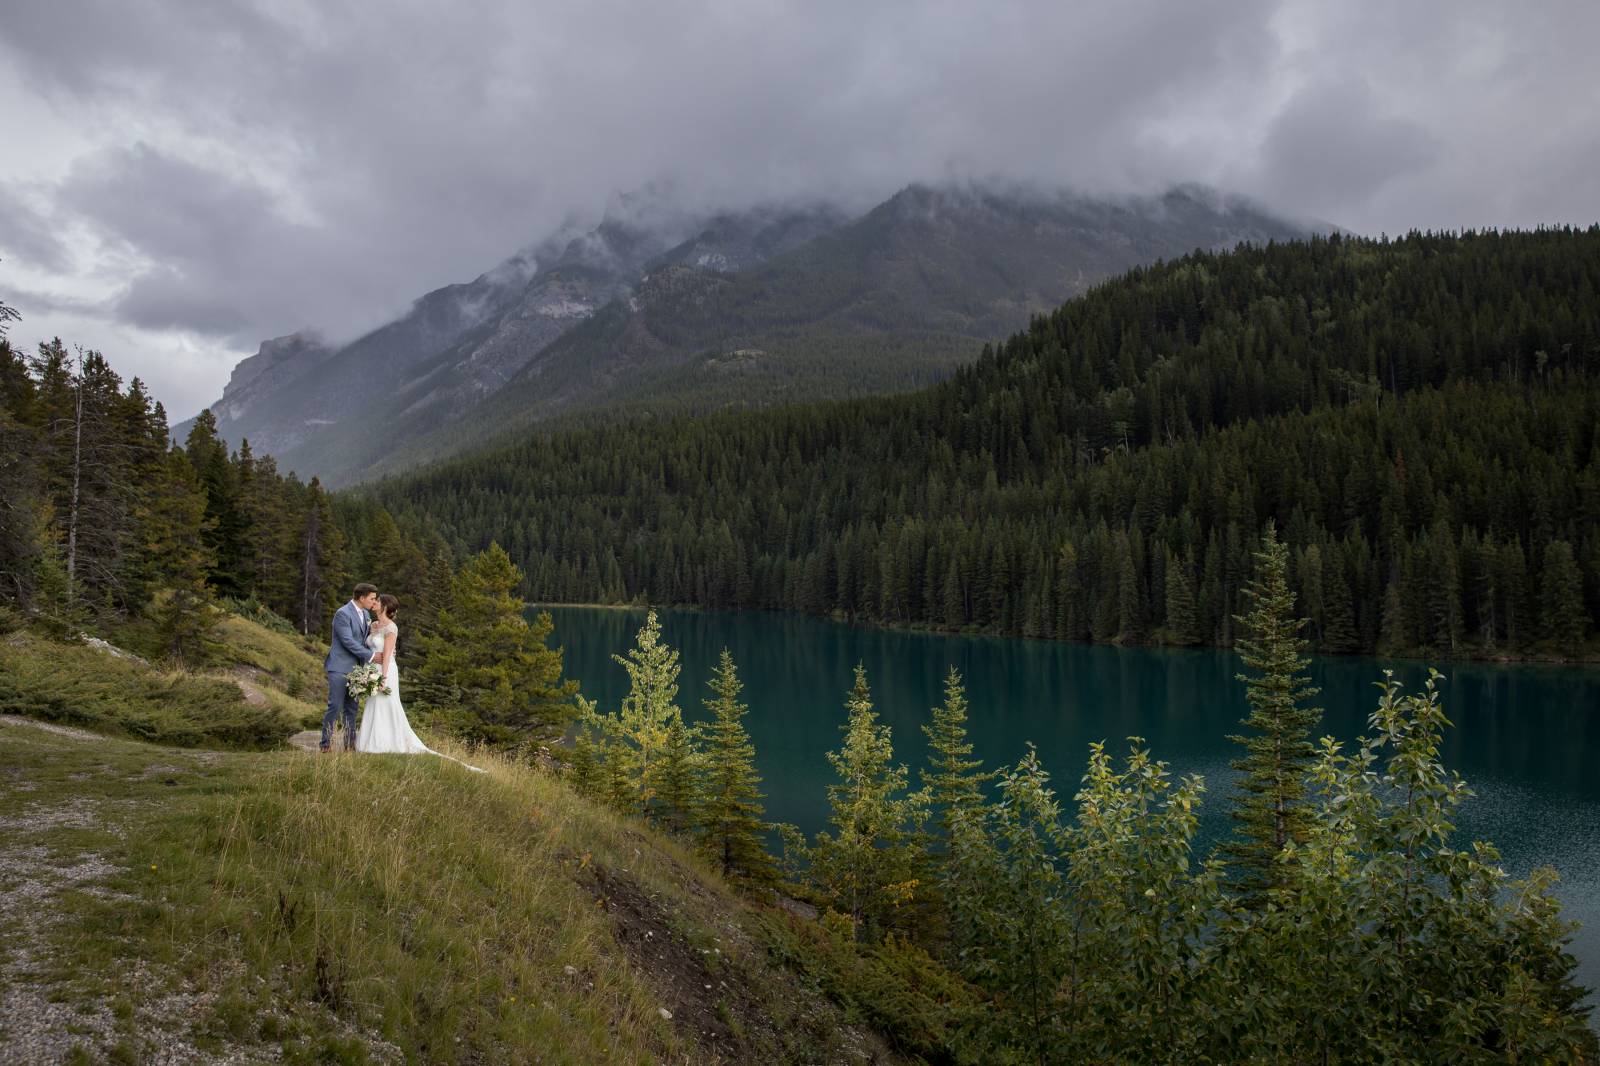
[356,623,484,772]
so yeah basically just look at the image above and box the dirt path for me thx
[0,719,300,1064]
[286,730,322,753]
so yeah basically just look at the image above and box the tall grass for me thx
[213,608,326,699]
[0,632,293,748]
[175,749,676,1062]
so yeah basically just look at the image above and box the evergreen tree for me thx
[148,449,218,665]
[608,610,685,817]
[1540,539,1587,653]
[920,666,993,952]
[1320,551,1359,653]
[944,746,1073,1063]
[1223,525,1322,903]
[697,649,775,883]
[413,542,578,747]
[1162,549,1198,645]
[654,717,700,835]
[0,338,45,606]
[185,409,247,597]
[295,479,344,635]
[808,664,928,941]
[920,667,992,850]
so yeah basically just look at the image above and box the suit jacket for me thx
[324,600,374,674]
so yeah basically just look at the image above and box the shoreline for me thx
[530,602,1600,669]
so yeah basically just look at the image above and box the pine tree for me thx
[920,667,992,850]
[653,717,700,835]
[1162,549,1199,645]
[698,649,775,882]
[1116,530,1143,640]
[808,664,928,941]
[1320,551,1359,653]
[920,666,992,952]
[1223,525,1322,903]
[0,338,45,606]
[407,536,456,666]
[295,479,344,635]
[1540,539,1587,653]
[413,543,578,747]
[148,449,218,665]
[605,610,685,816]
[366,510,423,596]
[185,409,247,597]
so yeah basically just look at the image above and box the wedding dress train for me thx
[357,623,485,772]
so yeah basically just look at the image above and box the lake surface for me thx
[539,605,1600,1008]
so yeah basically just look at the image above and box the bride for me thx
[357,594,484,772]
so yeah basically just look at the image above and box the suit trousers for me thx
[322,671,360,750]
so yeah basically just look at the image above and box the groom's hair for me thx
[351,582,378,599]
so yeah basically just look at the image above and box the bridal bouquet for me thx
[346,663,390,700]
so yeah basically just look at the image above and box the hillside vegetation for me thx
[0,609,923,1064]
[380,228,1600,661]
[0,604,323,749]
[0,721,924,1064]
[1,568,1594,1061]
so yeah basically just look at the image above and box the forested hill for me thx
[380,228,1600,660]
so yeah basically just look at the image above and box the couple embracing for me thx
[323,582,483,771]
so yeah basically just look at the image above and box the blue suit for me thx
[322,600,374,750]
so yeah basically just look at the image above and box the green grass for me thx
[213,608,327,701]
[0,603,330,748]
[0,722,921,1064]
[0,632,295,749]
[0,608,943,1062]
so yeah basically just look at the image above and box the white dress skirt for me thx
[356,623,484,771]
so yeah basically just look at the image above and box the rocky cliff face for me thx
[211,332,333,426]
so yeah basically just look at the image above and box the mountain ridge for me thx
[187,181,1310,484]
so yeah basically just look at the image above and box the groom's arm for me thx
[333,610,373,664]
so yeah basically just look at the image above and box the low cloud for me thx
[0,0,1596,418]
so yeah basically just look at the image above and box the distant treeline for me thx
[381,229,1600,659]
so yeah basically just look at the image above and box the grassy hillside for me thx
[0,607,959,1064]
[0,611,324,750]
[0,720,945,1064]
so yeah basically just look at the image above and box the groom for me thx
[323,582,380,752]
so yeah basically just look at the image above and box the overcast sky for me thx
[2,0,1596,420]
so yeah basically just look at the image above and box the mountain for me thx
[379,227,1600,661]
[191,182,1308,484]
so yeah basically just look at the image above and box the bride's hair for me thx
[378,593,401,619]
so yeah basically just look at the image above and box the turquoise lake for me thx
[538,605,1600,1009]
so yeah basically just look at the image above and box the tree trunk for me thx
[66,356,83,600]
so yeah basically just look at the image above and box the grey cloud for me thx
[0,186,72,274]
[1253,79,1442,221]
[0,0,1596,416]
[115,267,251,335]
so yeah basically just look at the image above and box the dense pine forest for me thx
[381,229,1600,660]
